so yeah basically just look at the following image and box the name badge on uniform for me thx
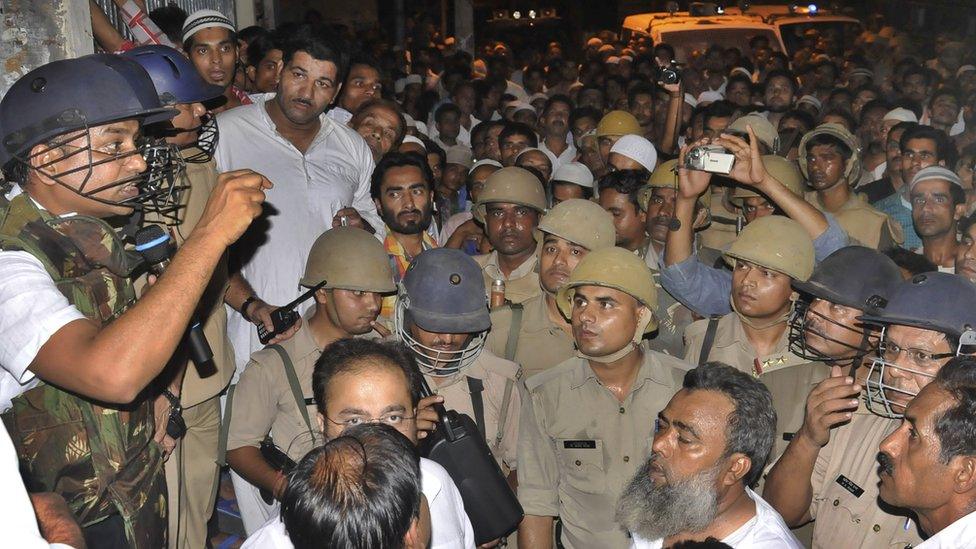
[563,440,597,449]
[835,474,864,498]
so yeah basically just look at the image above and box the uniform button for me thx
[619,407,625,414]
[623,456,630,462]
[832,499,840,506]
[575,460,581,466]
[873,524,881,533]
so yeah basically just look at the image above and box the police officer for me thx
[683,215,830,459]
[728,154,807,226]
[518,247,692,549]
[124,43,237,549]
[225,227,395,532]
[798,123,903,250]
[637,159,715,357]
[765,272,976,548]
[473,167,548,305]
[487,199,616,378]
[395,248,522,474]
[595,110,642,165]
[763,246,922,548]
[0,55,267,548]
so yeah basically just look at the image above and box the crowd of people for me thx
[2,0,976,547]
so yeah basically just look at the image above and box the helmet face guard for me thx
[788,298,873,367]
[182,114,219,164]
[393,296,486,377]
[864,327,975,418]
[21,124,186,221]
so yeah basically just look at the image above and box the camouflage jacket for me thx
[0,194,166,548]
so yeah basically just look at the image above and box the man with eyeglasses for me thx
[308,338,476,549]
[761,246,922,548]
[394,248,522,476]
[225,227,396,533]
[768,272,976,548]
[909,166,967,272]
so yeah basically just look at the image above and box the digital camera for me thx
[684,145,736,175]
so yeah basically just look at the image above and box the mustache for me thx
[877,452,894,476]
[292,97,313,106]
[650,215,672,226]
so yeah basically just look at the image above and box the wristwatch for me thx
[240,295,259,323]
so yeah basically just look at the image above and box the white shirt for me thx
[325,106,353,126]
[241,458,475,549]
[0,421,74,548]
[0,250,85,410]
[539,139,577,174]
[439,211,474,246]
[916,510,976,548]
[630,488,802,549]
[214,94,382,376]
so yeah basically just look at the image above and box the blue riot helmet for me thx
[0,54,178,213]
[394,248,491,376]
[859,272,976,418]
[122,45,223,164]
[788,246,903,367]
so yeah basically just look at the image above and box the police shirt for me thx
[518,348,692,549]
[473,251,542,304]
[486,294,575,379]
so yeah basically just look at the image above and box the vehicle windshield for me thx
[660,27,781,63]
[778,21,863,57]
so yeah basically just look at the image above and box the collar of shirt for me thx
[250,92,338,153]
[483,251,538,281]
[725,313,804,372]
[917,509,976,548]
[539,139,577,162]
[568,349,673,392]
[521,293,564,335]
[294,313,324,354]
[384,227,437,280]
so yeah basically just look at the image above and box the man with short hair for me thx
[909,166,966,271]
[226,228,395,532]
[598,170,649,255]
[627,82,657,142]
[899,66,932,106]
[349,99,406,161]
[216,27,382,372]
[798,124,903,250]
[242,423,431,549]
[925,88,962,135]
[538,95,576,172]
[955,214,976,282]
[371,153,438,318]
[441,160,500,250]
[514,147,553,182]
[860,120,914,204]
[472,167,548,304]
[487,199,616,378]
[762,70,798,128]
[498,122,538,166]
[618,363,801,548]
[329,55,382,124]
[432,103,464,149]
[280,337,475,548]
[517,248,693,548]
[878,356,976,546]
[182,9,251,111]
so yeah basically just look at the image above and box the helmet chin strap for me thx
[577,308,653,364]
[731,293,795,330]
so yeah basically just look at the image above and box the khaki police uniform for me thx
[145,153,236,549]
[700,190,740,251]
[227,320,324,462]
[486,294,575,380]
[474,251,542,304]
[518,349,692,549]
[684,313,831,459]
[805,401,923,549]
[424,349,522,472]
[807,191,903,250]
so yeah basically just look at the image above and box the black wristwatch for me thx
[240,295,259,323]
[163,390,186,440]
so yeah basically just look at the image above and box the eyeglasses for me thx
[324,412,416,429]
[879,340,954,366]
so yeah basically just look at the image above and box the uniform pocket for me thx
[556,439,606,494]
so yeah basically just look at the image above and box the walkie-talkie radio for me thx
[257,281,327,344]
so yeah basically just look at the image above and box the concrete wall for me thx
[1,0,94,96]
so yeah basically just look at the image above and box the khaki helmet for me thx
[726,114,780,152]
[797,123,861,182]
[556,247,659,333]
[637,159,713,212]
[730,155,806,207]
[596,110,642,138]
[301,227,397,293]
[473,166,547,222]
[537,199,616,251]
[723,215,815,281]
